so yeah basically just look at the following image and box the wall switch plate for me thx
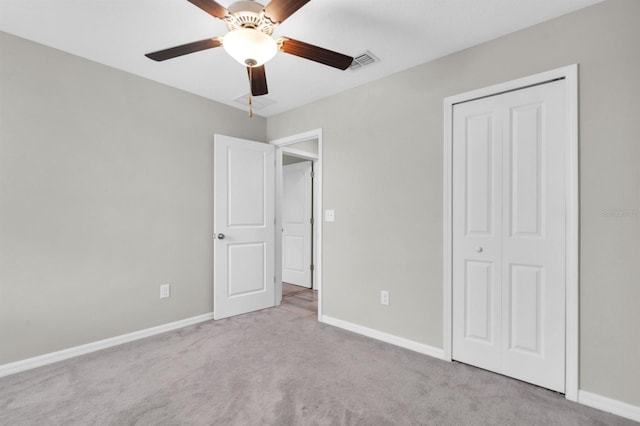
[324,209,335,222]
[381,290,389,305]
[160,284,171,299]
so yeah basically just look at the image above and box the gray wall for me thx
[283,155,308,166]
[286,138,318,155]
[283,139,318,164]
[267,0,640,407]
[0,32,266,364]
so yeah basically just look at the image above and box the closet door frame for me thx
[442,64,579,402]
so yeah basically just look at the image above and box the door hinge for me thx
[310,171,315,178]
[310,264,315,271]
[310,217,314,225]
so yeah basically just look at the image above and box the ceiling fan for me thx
[145,0,354,101]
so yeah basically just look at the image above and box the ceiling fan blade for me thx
[145,38,222,61]
[279,38,353,70]
[186,0,229,19]
[247,65,268,96]
[264,0,310,24]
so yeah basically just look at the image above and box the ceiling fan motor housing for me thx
[222,0,278,67]
[225,1,275,34]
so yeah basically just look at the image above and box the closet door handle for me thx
[475,246,483,253]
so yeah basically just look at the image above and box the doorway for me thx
[272,129,323,320]
[443,65,579,400]
[212,131,322,320]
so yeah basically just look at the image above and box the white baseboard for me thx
[321,315,445,360]
[578,390,640,422]
[0,312,214,378]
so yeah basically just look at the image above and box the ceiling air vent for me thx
[349,50,379,71]
[232,93,277,110]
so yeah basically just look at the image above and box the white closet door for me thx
[499,82,567,391]
[452,80,567,393]
[282,161,312,287]
[452,95,504,373]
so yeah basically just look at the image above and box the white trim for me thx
[443,97,453,363]
[564,64,580,402]
[322,315,445,360]
[279,146,319,161]
[0,313,214,378]
[271,128,322,146]
[442,64,579,400]
[578,390,640,423]
[270,129,323,319]
[444,66,576,104]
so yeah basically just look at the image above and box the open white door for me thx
[282,161,313,287]
[213,134,275,320]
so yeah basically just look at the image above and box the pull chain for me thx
[248,67,254,118]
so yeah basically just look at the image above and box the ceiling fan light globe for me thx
[223,28,277,67]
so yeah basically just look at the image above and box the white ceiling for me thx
[0,0,603,117]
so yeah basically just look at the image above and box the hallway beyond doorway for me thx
[280,283,317,317]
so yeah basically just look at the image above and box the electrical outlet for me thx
[381,290,389,305]
[160,284,171,299]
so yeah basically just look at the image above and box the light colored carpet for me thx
[0,307,635,425]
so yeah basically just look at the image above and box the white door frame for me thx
[271,129,323,320]
[442,65,579,401]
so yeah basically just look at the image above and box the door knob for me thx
[475,246,483,253]
[217,233,225,240]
